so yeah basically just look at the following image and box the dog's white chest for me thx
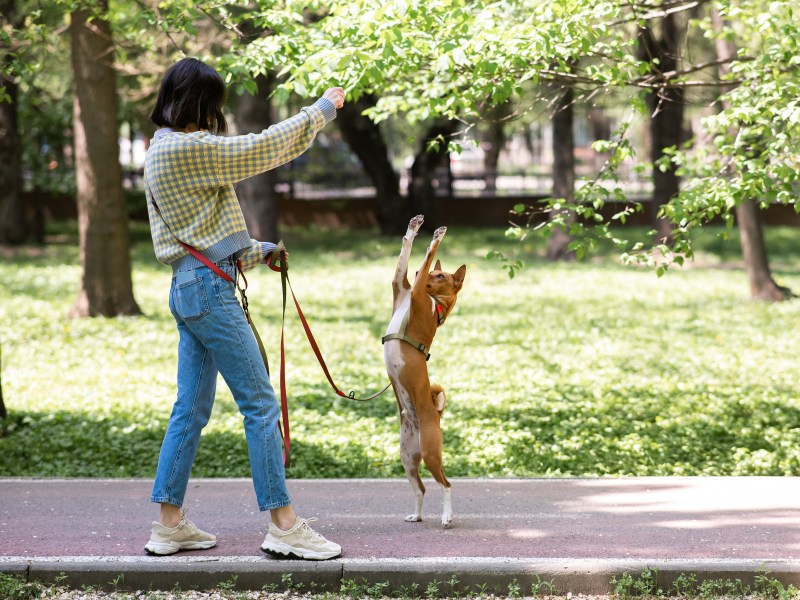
[386,293,411,339]
[384,294,411,381]
[383,293,437,379]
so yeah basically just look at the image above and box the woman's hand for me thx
[267,248,288,269]
[322,87,345,109]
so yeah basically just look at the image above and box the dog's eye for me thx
[437,274,445,279]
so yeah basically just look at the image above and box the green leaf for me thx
[452,47,467,66]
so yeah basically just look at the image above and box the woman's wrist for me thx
[313,97,338,124]
[261,242,277,261]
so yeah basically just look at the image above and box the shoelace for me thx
[182,520,201,535]
[178,509,201,534]
[296,517,325,542]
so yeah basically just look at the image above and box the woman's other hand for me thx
[322,87,345,109]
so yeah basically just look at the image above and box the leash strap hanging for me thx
[266,242,292,468]
[181,242,291,467]
[268,251,392,403]
[154,199,388,466]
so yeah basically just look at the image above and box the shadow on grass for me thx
[0,408,401,479]
[3,380,800,479]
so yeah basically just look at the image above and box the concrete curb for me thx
[3,557,800,594]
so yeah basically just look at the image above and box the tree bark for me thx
[69,4,141,317]
[409,120,457,231]
[234,74,280,243]
[546,87,577,261]
[482,101,511,193]
[0,0,26,245]
[337,94,407,235]
[0,336,6,421]
[638,15,684,245]
[711,8,790,301]
[736,198,788,300]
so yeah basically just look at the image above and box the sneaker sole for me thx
[260,541,341,561]
[144,540,217,556]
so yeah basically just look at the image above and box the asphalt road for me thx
[2,477,798,560]
[2,477,800,594]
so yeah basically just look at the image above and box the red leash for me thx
[177,241,293,466]
[176,237,391,469]
[153,199,295,466]
[267,250,391,402]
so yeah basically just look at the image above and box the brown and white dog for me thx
[382,215,466,527]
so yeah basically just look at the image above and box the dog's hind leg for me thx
[418,415,453,527]
[440,485,452,528]
[400,415,425,522]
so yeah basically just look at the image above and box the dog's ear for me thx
[452,265,466,291]
[453,265,467,291]
[434,259,442,272]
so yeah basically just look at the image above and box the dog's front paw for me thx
[405,514,423,522]
[432,226,447,241]
[407,214,424,235]
[442,512,453,528]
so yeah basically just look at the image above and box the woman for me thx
[143,57,344,560]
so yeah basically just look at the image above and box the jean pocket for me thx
[174,277,211,321]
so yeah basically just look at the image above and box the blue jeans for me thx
[151,258,291,511]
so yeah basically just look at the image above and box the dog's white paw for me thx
[405,514,423,522]
[409,215,424,232]
[442,512,453,528]
[433,226,447,241]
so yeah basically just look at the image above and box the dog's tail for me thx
[430,383,446,416]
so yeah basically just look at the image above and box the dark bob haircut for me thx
[150,58,227,135]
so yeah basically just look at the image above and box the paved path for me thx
[2,477,799,593]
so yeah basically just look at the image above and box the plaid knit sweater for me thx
[145,98,336,273]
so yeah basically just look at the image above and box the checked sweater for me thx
[144,97,337,273]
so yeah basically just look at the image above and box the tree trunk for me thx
[482,101,511,193]
[337,94,407,235]
[711,8,790,301]
[409,120,457,230]
[234,74,280,243]
[736,199,788,300]
[69,4,141,317]
[638,15,684,245]
[0,0,26,245]
[546,87,576,261]
[0,336,6,421]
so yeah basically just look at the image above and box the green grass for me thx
[1,222,800,478]
[1,569,799,599]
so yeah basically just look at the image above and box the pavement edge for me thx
[2,558,800,594]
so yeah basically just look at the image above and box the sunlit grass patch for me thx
[1,222,799,478]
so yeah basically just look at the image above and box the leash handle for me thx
[266,240,287,272]
[274,241,291,468]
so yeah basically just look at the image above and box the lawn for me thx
[1,221,799,478]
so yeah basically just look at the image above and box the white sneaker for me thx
[261,517,342,560]
[144,510,217,556]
